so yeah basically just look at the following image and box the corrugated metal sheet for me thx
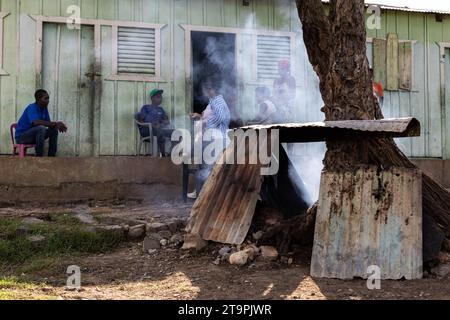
[310,166,423,280]
[257,35,291,80]
[322,0,450,15]
[186,145,263,245]
[118,27,156,75]
[240,118,421,143]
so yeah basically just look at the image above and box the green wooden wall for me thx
[0,1,449,159]
[366,9,450,159]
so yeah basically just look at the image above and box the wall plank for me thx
[0,0,18,154]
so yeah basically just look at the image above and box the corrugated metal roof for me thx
[185,144,263,245]
[310,166,423,280]
[239,118,421,143]
[321,0,450,15]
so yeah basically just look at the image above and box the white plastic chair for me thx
[135,115,159,156]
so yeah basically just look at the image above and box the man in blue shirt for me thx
[15,89,68,157]
[138,89,173,156]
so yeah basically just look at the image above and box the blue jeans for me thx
[16,126,59,157]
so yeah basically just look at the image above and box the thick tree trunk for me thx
[294,0,450,245]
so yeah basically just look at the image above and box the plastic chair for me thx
[10,123,36,158]
[134,113,158,156]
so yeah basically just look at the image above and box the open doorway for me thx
[191,31,242,127]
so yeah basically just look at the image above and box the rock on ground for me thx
[127,224,146,240]
[229,251,249,266]
[181,234,208,251]
[27,235,46,248]
[21,217,45,226]
[74,213,97,225]
[146,222,168,233]
[143,237,161,251]
[260,246,279,261]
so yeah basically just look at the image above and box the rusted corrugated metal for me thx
[239,118,421,143]
[186,144,263,245]
[322,0,450,15]
[311,166,423,280]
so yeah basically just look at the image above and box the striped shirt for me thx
[206,95,231,137]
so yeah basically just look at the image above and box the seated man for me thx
[15,89,67,157]
[253,86,278,124]
[138,89,173,157]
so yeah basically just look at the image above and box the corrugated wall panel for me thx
[311,167,423,280]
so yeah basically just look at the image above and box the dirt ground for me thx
[1,201,449,300]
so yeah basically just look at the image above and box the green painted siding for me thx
[0,1,448,160]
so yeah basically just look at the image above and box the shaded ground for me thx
[0,202,449,300]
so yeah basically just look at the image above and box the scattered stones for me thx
[169,234,184,245]
[213,257,221,265]
[143,237,161,251]
[96,225,126,238]
[433,262,450,279]
[219,246,232,257]
[147,232,164,242]
[252,231,264,241]
[166,220,179,233]
[260,246,279,261]
[127,224,146,240]
[74,213,97,225]
[147,249,157,255]
[146,222,168,233]
[181,233,208,251]
[21,217,45,226]
[158,230,172,239]
[229,251,249,266]
[160,239,168,247]
[243,245,259,261]
[27,235,46,248]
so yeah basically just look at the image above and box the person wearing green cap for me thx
[137,89,173,156]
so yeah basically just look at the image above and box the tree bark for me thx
[296,0,450,240]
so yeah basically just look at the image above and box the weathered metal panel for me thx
[241,118,421,143]
[186,146,263,245]
[311,166,423,280]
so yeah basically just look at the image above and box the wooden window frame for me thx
[180,24,296,86]
[110,24,164,82]
[0,12,10,76]
[367,37,418,92]
[31,15,166,85]
[438,42,450,159]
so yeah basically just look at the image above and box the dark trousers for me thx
[141,126,174,156]
[17,126,59,157]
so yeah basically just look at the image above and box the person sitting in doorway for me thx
[15,89,68,157]
[253,86,279,124]
[138,89,173,157]
[273,59,296,122]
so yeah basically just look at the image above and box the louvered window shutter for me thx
[117,27,156,75]
[257,35,291,80]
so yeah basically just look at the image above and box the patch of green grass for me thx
[0,277,36,290]
[0,215,125,272]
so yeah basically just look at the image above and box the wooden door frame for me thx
[30,15,166,156]
[439,42,450,159]
[0,12,10,76]
[180,24,296,126]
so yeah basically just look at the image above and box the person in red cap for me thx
[369,68,384,109]
[273,59,296,122]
